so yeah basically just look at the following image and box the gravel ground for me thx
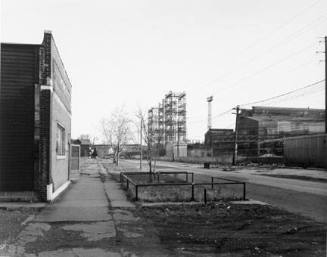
[0,208,38,244]
[137,203,326,257]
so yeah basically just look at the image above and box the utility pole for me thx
[177,120,179,158]
[140,118,143,170]
[325,36,327,133]
[232,105,240,166]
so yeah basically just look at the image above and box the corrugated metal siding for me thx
[0,44,39,190]
[284,134,327,168]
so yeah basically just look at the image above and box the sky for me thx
[1,0,326,142]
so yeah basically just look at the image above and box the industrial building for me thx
[204,128,234,156]
[0,31,72,201]
[148,91,187,158]
[283,134,327,168]
[237,106,325,157]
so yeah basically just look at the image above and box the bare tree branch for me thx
[136,108,158,173]
[100,107,132,165]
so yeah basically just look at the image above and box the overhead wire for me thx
[262,87,324,107]
[205,16,327,92]
[188,79,325,127]
[188,108,233,124]
[236,0,323,53]
[211,42,318,96]
[199,0,324,90]
[188,55,320,126]
[239,79,325,107]
[182,1,325,136]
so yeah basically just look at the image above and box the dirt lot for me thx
[103,160,327,256]
[136,203,326,257]
[0,208,38,244]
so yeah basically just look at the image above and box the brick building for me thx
[204,128,234,156]
[0,31,72,201]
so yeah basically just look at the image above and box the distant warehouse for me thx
[0,31,72,201]
[237,106,325,157]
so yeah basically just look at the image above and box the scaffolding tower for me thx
[163,91,186,144]
[148,91,187,157]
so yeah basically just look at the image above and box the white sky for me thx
[1,0,326,142]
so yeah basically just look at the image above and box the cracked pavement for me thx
[1,159,169,257]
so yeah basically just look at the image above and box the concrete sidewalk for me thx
[98,161,135,209]
[35,175,112,222]
[2,158,169,257]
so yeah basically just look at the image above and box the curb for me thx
[0,202,46,211]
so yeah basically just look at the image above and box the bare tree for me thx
[136,109,156,173]
[101,107,131,165]
[135,108,166,173]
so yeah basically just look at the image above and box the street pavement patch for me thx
[112,210,140,224]
[62,221,116,241]
[117,226,144,238]
[17,223,51,245]
[35,206,112,222]
[36,247,121,257]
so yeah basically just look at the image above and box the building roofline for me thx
[242,115,325,122]
[1,42,41,47]
[43,31,73,88]
[2,31,73,88]
[249,106,325,112]
[208,128,234,131]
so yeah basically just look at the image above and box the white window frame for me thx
[56,123,66,158]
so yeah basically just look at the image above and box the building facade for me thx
[93,144,111,158]
[283,134,327,168]
[0,31,72,201]
[148,91,187,158]
[80,138,91,157]
[237,106,325,157]
[204,128,234,156]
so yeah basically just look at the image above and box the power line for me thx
[198,0,324,90]
[206,58,320,127]
[234,15,327,75]
[239,79,325,107]
[188,108,233,124]
[263,87,324,107]
[212,108,234,119]
[238,0,323,53]
[204,14,327,91]
[188,80,324,127]
[212,42,317,96]
[262,14,327,54]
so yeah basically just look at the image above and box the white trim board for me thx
[46,181,71,201]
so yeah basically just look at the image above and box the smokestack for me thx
[207,96,213,130]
